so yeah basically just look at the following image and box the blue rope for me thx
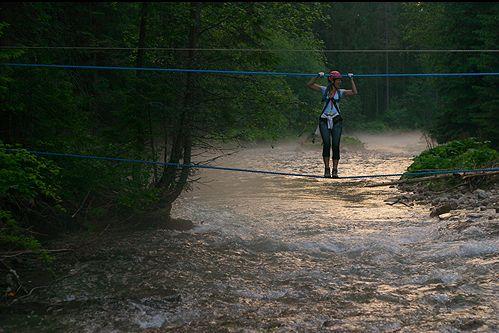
[2,63,499,78]
[4,149,499,180]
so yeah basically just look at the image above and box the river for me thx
[4,132,497,332]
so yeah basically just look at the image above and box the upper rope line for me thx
[2,46,499,53]
[2,63,499,78]
[4,149,499,180]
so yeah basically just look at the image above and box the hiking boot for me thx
[331,169,339,178]
[324,168,331,178]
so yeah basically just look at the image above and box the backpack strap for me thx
[331,97,341,116]
[322,88,341,116]
[320,86,330,115]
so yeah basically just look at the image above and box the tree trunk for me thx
[156,2,202,214]
[134,2,149,151]
[136,2,149,70]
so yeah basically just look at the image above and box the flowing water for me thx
[4,132,498,332]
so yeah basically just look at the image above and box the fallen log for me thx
[462,170,499,180]
[366,170,499,187]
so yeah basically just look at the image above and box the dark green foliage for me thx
[401,2,499,147]
[0,144,61,250]
[0,210,41,251]
[317,3,420,129]
[407,138,499,172]
[315,2,498,142]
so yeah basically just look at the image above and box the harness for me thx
[321,85,341,117]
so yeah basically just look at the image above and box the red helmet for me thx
[328,70,342,81]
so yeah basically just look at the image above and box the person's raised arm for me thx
[307,72,324,92]
[343,73,358,96]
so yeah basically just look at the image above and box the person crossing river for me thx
[307,70,358,178]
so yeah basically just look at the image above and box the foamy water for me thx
[8,132,496,332]
[166,133,498,332]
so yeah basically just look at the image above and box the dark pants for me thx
[319,118,343,159]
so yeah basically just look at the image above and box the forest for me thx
[1,2,498,252]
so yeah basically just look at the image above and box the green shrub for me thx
[404,138,498,190]
[0,210,41,250]
[407,138,499,172]
[0,144,62,251]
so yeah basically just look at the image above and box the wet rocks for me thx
[455,318,486,331]
[474,189,488,200]
[438,213,452,220]
[384,197,399,205]
[428,293,451,304]
[430,204,454,218]
[399,181,498,235]
[384,195,412,207]
[164,218,195,231]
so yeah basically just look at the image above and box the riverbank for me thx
[395,179,498,236]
